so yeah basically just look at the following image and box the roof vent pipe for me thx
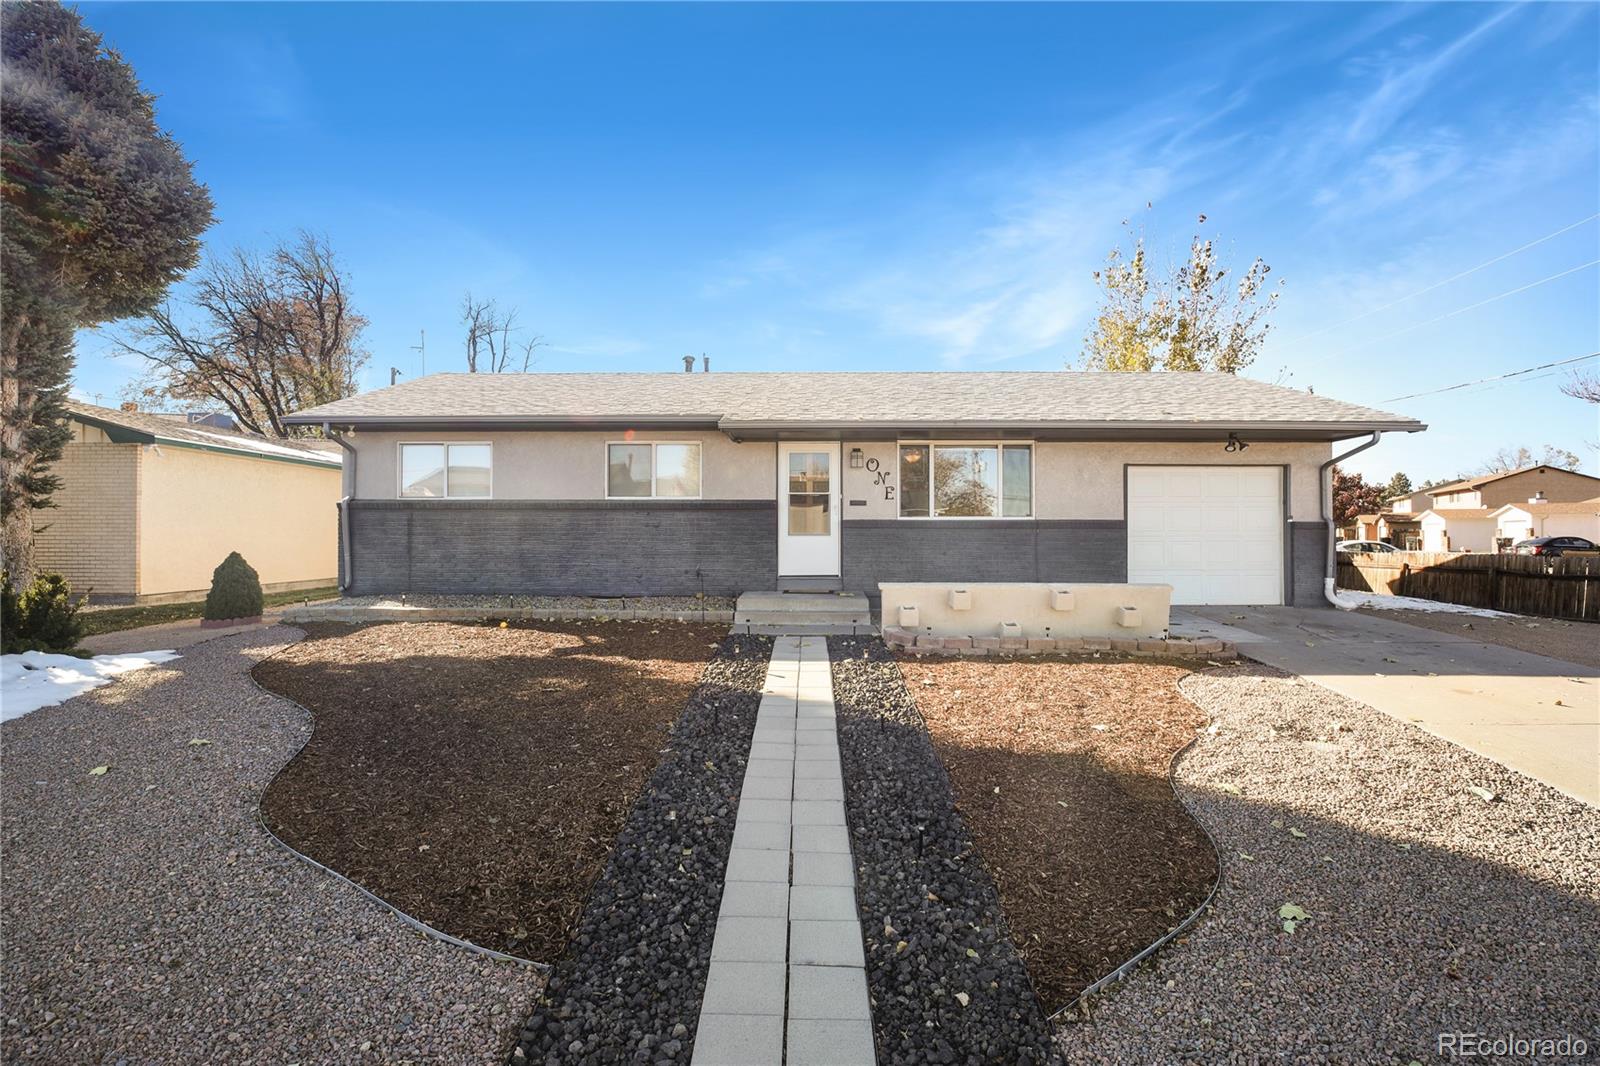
[682,355,695,373]
[702,355,710,373]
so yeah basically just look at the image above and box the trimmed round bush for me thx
[203,552,263,621]
[1,570,87,654]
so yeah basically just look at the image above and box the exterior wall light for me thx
[849,447,865,468]
[1224,433,1249,453]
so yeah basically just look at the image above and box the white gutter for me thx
[1319,431,1382,609]
[325,422,356,592]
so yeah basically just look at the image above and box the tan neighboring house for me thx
[1417,465,1600,553]
[34,401,342,603]
[1490,496,1600,547]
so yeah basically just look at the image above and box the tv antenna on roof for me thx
[410,329,425,376]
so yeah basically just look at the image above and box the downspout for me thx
[1319,431,1382,609]
[325,422,356,593]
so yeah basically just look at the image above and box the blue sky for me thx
[73,2,1599,483]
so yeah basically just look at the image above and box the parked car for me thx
[1512,536,1598,557]
[1338,540,1399,553]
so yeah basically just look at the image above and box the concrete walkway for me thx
[693,636,875,1066]
[1176,606,1600,806]
[79,616,286,656]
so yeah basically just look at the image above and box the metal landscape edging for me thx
[1047,668,1227,1023]
[246,630,550,974]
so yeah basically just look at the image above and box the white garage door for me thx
[1127,466,1283,605]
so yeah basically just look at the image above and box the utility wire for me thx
[1287,213,1600,343]
[1315,259,1600,365]
[1381,352,1599,403]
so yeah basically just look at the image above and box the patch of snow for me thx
[1330,590,1517,618]
[180,429,341,464]
[0,651,181,722]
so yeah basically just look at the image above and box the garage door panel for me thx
[1127,465,1283,606]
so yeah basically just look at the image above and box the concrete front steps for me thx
[732,592,874,636]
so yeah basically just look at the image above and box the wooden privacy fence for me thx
[1338,551,1600,622]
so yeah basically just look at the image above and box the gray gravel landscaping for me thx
[1,628,543,1066]
[829,637,1061,1066]
[1056,661,1600,1064]
[508,636,772,1066]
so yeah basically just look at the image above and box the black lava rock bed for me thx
[508,635,773,1066]
[829,637,1062,1066]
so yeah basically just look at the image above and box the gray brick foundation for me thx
[342,499,777,597]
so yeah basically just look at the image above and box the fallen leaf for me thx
[1288,827,1308,839]
[1466,785,1497,803]
[965,948,979,959]
[88,765,108,776]
[1278,903,1309,920]
[895,940,909,953]
[1238,852,1255,861]
[1217,782,1242,795]
[954,992,970,1007]
[188,738,211,746]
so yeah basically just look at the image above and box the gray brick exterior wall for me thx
[1289,520,1331,607]
[343,499,776,596]
[841,519,1127,596]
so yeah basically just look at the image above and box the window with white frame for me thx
[398,443,492,498]
[898,443,1032,518]
[607,441,702,499]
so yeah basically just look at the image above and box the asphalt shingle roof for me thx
[66,401,342,466]
[283,371,1423,436]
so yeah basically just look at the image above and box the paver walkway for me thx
[693,635,876,1066]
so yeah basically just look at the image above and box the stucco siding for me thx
[33,434,140,598]
[137,445,341,596]
[349,430,775,501]
[343,499,778,596]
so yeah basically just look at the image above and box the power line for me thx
[1317,259,1600,364]
[1287,213,1600,343]
[1381,352,1599,403]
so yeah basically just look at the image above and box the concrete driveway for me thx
[1171,606,1600,806]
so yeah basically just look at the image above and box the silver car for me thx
[1337,539,1398,553]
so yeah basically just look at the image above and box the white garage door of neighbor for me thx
[1127,466,1284,605]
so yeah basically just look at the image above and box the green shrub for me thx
[1,571,87,654]
[203,552,264,621]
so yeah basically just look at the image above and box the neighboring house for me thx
[1416,465,1600,553]
[1419,508,1497,553]
[1490,496,1600,547]
[1351,512,1422,549]
[284,371,1423,607]
[34,401,343,603]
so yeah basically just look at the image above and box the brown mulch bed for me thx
[897,653,1218,1012]
[255,620,724,963]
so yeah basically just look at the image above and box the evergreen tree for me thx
[1,1,213,582]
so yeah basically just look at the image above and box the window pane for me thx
[788,493,829,534]
[788,452,830,494]
[655,443,701,497]
[898,445,930,517]
[447,444,491,498]
[607,443,652,497]
[1002,445,1032,517]
[934,446,997,517]
[399,444,445,498]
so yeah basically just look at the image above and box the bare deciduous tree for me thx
[1081,213,1281,374]
[460,293,542,373]
[1560,368,1600,404]
[1478,444,1583,475]
[117,231,368,436]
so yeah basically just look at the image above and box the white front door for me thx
[1127,465,1284,605]
[778,442,841,577]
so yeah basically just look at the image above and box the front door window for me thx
[788,452,830,535]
